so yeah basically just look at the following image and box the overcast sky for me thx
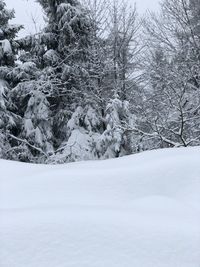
[5,0,160,37]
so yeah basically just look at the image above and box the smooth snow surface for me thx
[0,147,200,267]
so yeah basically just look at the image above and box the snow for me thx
[0,39,12,55]
[0,147,200,267]
[56,128,97,162]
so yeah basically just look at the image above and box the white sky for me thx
[5,0,160,37]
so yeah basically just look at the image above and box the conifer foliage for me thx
[0,1,22,160]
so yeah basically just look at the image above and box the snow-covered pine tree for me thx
[0,79,16,158]
[30,0,94,150]
[0,0,23,160]
[52,104,102,162]
[7,0,94,162]
[0,1,22,69]
[98,96,132,158]
[9,62,54,162]
[22,90,54,161]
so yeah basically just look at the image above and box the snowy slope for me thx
[0,147,200,267]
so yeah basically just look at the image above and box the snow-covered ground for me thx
[0,147,200,267]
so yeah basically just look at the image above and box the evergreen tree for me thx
[53,104,102,162]
[11,0,103,162]
[31,0,93,147]
[9,63,54,162]
[0,1,22,68]
[0,0,22,160]
[98,96,132,158]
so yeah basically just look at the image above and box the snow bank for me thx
[0,147,200,267]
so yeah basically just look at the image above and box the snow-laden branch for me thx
[8,134,48,158]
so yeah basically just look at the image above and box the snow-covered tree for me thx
[137,0,200,149]
[98,97,132,158]
[29,0,93,147]
[0,79,16,158]
[105,0,139,99]
[22,90,53,161]
[52,105,102,162]
[0,1,23,160]
[0,1,22,69]
[9,64,54,162]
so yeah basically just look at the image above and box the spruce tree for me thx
[14,0,96,162]
[0,0,22,160]
[33,0,93,147]
[98,96,131,158]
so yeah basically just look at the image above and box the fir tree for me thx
[99,96,132,158]
[29,0,93,148]
[0,0,22,160]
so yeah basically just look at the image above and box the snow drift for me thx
[0,147,200,267]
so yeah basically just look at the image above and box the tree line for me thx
[0,0,200,163]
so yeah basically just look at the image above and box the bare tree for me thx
[135,0,200,150]
[106,0,140,99]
